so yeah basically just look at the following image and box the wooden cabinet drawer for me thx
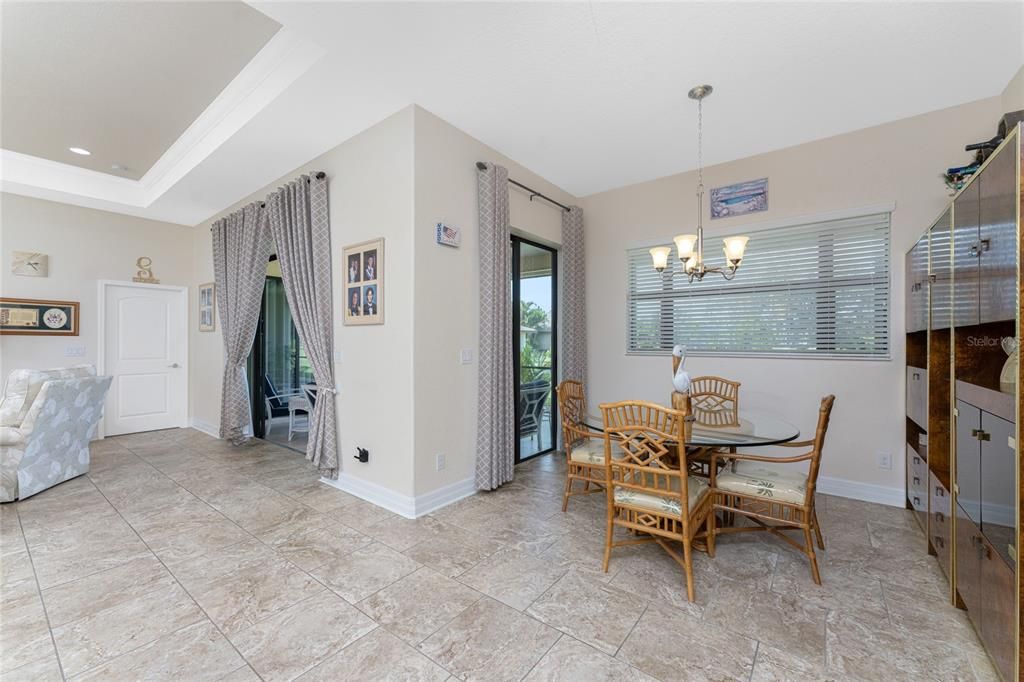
[906,445,927,510]
[928,472,951,579]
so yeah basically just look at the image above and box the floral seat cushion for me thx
[568,439,625,465]
[715,462,808,504]
[613,474,708,516]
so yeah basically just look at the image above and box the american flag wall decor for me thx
[435,222,461,247]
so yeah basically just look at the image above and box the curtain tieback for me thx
[317,386,338,395]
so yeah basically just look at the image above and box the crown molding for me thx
[0,27,324,223]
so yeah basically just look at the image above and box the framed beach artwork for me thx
[710,178,768,219]
[198,282,216,332]
[343,238,384,326]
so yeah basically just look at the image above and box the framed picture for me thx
[0,297,79,336]
[198,282,216,332]
[710,178,768,219]
[343,238,384,325]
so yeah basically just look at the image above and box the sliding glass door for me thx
[249,257,314,448]
[512,237,558,462]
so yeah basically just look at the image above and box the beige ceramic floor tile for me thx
[41,554,176,627]
[27,516,153,589]
[297,628,449,681]
[1,653,63,682]
[526,571,645,656]
[418,597,560,680]
[0,579,57,673]
[71,620,244,682]
[230,592,376,681]
[522,635,658,682]
[311,542,421,603]
[402,534,492,578]
[458,547,568,610]
[186,554,324,636]
[617,602,757,681]
[358,567,483,645]
[51,581,205,676]
[256,512,370,571]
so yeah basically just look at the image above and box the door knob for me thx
[169,363,180,368]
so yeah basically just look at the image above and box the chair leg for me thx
[812,510,825,550]
[706,507,716,558]
[682,538,696,602]
[562,474,573,512]
[803,526,822,585]
[602,506,614,573]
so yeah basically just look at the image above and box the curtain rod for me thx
[210,172,327,229]
[475,161,571,212]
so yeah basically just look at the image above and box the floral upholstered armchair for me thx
[0,366,112,502]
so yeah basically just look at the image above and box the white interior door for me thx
[103,283,187,436]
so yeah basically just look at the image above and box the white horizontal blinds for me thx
[627,212,891,357]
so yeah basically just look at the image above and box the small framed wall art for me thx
[710,178,768,219]
[198,282,216,332]
[11,251,49,277]
[0,298,79,336]
[343,238,384,326]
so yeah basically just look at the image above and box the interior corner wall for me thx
[0,193,193,380]
[1002,63,1024,113]
[581,96,1005,505]
[188,106,416,498]
[410,106,577,500]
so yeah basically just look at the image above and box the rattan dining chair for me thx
[600,400,715,603]
[689,376,741,427]
[709,395,835,584]
[556,380,612,512]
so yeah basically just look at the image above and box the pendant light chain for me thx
[649,84,748,282]
[696,96,704,194]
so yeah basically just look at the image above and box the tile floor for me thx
[0,428,999,681]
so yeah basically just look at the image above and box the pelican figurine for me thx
[672,344,691,394]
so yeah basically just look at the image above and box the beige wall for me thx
[1002,64,1024,113]
[189,107,416,496]
[411,106,576,497]
[189,104,576,505]
[580,96,1004,502]
[0,193,193,380]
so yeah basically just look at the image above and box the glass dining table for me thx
[580,410,800,449]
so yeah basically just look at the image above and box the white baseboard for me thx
[189,417,219,438]
[320,474,476,519]
[817,475,904,507]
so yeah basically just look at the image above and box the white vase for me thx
[1000,337,1017,394]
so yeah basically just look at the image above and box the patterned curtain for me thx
[212,202,271,444]
[475,163,515,490]
[266,174,339,479]
[561,207,586,384]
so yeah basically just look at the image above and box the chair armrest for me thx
[709,450,812,485]
[0,426,24,447]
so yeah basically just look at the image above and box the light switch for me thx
[459,349,474,365]
[64,345,86,357]
[333,350,343,363]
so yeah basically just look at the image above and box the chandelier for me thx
[650,85,749,282]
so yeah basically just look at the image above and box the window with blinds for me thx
[626,212,891,358]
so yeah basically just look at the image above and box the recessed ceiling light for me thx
[68,147,91,156]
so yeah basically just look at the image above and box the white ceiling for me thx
[2,2,1022,226]
[1,1,279,180]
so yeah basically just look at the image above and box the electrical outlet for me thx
[436,453,446,471]
[878,452,892,470]
[459,349,474,365]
